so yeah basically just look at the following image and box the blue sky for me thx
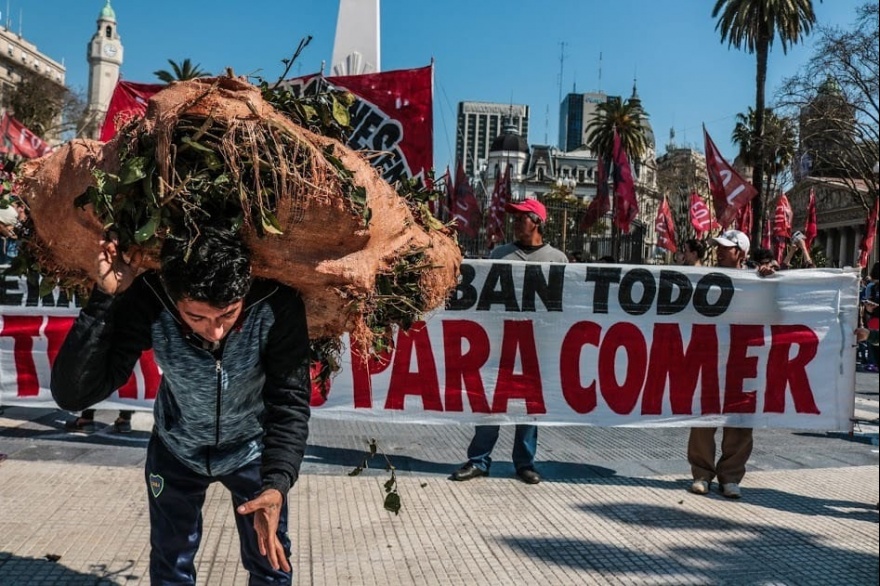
[15,0,867,171]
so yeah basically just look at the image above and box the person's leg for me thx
[114,410,134,433]
[65,409,96,433]
[465,425,501,471]
[145,435,211,585]
[687,427,717,482]
[716,427,753,485]
[220,459,292,586]
[512,425,538,471]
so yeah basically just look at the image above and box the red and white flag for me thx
[858,197,878,268]
[803,188,818,248]
[654,196,677,252]
[736,198,752,238]
[704,126,757,228]
[452,162,481,238]
[486,165,511,246]
[773,192,793,239]
[0,112,52,159]
[688,192,713,237]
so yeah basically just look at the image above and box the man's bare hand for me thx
[237,489,290,572]
[96,236,143,295]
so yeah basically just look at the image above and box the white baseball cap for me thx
[712,229,750,255]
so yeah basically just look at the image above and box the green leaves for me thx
[347,438,402,515]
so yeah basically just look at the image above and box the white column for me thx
[331,0,380,76]
[825,229,835,264]
[838,229,849,268]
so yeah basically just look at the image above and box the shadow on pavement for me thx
[500,507,878,584]
[0,553,140,585]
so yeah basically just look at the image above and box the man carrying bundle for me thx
[51,227,311,585]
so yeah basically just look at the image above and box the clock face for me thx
[103,44,118,58]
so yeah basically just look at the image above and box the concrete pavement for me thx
[0,372,877,585]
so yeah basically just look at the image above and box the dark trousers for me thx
[687,427,753,485]
[466,424,538,472]
[145,435,292,585]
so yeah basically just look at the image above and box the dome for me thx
[490,122,529,153]
[100,0,116,21]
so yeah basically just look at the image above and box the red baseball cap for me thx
[505,199,547,222]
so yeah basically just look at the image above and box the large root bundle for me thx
[19,76,461,351]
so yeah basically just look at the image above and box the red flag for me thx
[858,197,879,268]
[773,192,793,239]
[704,126,757,228]
[736,198,752,238]
[612,128,638,232]
[99,81,165,141]
[486,165,511,246]
[688,192,713,237]
[580,155,611,230]
[654,197,677,252]
[0,112,52,158]
[803,188,818,248]
[452,162,481,238]
[288,65,434,185]
[439,165,454,222]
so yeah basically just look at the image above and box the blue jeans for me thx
[145,435,292,586]
[466,424,538,472]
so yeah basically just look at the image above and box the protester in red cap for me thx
[452,198,567,485]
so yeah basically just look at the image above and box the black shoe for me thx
[64,417,96,434]
[516,467,541,485]
[452,463,488,481]
[113,418,132,433]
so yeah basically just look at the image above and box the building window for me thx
[105,25,113,39]
[578,170,585,182]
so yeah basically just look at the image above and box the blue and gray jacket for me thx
[50,272,311,495]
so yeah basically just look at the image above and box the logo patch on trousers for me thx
[149,473,165,498]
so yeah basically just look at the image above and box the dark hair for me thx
[598,255,616,263]
[750,247,775,265]
[684,238,706,260]
[160,227,252,307]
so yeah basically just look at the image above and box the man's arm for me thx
[50,277,155,411]
[258,285,312,494]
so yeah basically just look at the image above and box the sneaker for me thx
[690,480,710,495]
[64,417,96,434]
[721,482,742,499]
[113,418,132,434]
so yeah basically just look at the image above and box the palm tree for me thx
[584,97,649,161]
[712,0,820,245]
[153,58,210,83]
[584,96,651,259]
[732,108,797,216]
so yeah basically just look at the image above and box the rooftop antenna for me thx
[597,51,603,91]
[544,104,549,144]
[18,7,22,36]
[4,0,9,29]
[557,41,567,105]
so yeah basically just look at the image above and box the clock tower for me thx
[84,0,123,139]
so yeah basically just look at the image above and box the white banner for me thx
[0,262,860,430]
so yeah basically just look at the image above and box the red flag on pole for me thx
[486,165,511,246]
[704,126,757,228]
[858,197,879,268]
[0,112,52,158]
[688,192,713,237]
[803,188,818,248]
[580,155,611,231]
[612,128,638,232]
[773,192,793,239]
[736,198,752,238]
[439,165,454,222]
[654,196,677,252]
[761,214,772,251]
[452,162,481,238]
